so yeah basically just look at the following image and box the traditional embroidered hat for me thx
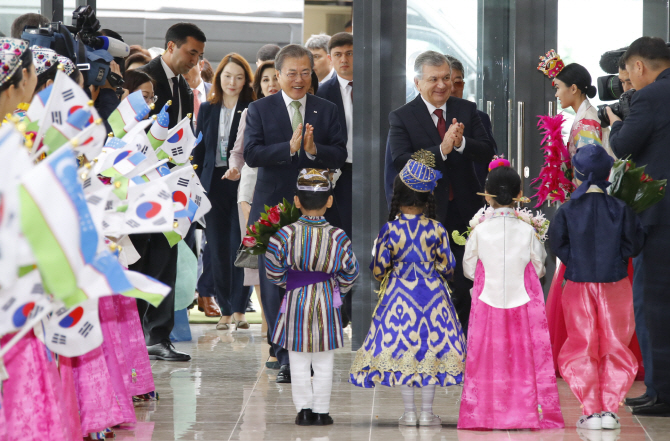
[399,150,443,193]
[488,155,511,171]
[0,38,30,86]
[537,49,565,79]
[31,45,59,76]
[297,168,332,192]
[57,55,76,77]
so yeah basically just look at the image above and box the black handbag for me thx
[234,243,259,269]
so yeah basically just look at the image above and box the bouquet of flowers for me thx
[452,206,550,246]
[531,114,575,206]
[609,157,666,214]
[241,198,302,255]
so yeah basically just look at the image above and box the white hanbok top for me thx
[463,208,546,309]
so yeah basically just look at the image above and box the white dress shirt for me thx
[281,90,315,159]
[160,56,183,121]
[462,208,546,309]
[420,96,466,160]
[336,75,353,163]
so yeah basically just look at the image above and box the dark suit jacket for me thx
[137,56,194,130]
[316,74,348,147]
[610,68,670,227]
[191,100,250,193]
[243,92,347,225]
[388,95,495,227]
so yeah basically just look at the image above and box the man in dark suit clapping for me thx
[609,37,670,418]
[244,44,347,383]
[130,23,205,361]
[388,51,495,334]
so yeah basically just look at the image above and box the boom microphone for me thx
[89,36,130,58]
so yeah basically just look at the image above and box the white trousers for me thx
[288,350,335,414]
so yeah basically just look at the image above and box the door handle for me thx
[517,101,525,185]
[486,101,494,134]
[507,99,513,162]
[548,100,555,116]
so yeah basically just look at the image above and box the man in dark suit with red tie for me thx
[388,51,495,334]
[131,23,205,361]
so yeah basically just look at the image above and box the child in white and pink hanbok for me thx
[457,161,564,430]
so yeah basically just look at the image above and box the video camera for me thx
[20,6,129,88]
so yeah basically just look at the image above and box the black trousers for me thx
[443,203,473,336]
[130,232,179,345]
[258,254,289,366]
[641,225,670,403]
[204,169,247,316]
[331,164,353,324]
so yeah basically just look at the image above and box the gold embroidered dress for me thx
[350,213,466,387]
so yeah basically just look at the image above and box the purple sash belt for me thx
[280,269,341,313]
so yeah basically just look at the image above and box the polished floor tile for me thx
[114,324,664,440]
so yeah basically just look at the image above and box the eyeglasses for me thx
[143,95,158,104]
[282,71,312,80]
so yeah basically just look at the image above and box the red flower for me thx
[268,207,281,224]
[260,219,272,228]
[249,225,257,234]
[242,236,257,247]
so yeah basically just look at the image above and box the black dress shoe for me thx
[147,340,191,361]
[276,364,291,383]
[632,402,670,417]
[313,413,334,425]
[625,393,656,407]
[295,409,315,426]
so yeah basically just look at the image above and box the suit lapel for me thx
[411,95,442,145]
[270,93,293,140]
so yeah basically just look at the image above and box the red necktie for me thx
[348,81,353,101]
[434,109,446,139]
[433,108,453,200]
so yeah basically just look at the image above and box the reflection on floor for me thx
[117,324,664,441]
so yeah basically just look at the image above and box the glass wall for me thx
[0,0,42,37]
[557,0,643,131]
[406,0,478,103]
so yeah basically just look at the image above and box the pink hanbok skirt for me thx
[458,262,564,430]
[1,331,71,440]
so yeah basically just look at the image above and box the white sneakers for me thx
[577,413,602,430]
[418,411,442,426]
[399,411,417,426]
[398,411,441,426]
[601,412,621,430]
[576,412,620,430]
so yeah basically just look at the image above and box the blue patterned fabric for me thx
[350,214,466,387]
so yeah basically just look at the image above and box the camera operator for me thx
[609,36,670,418]
[90,59,124,133]
[617,57,634,92]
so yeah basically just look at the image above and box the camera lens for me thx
[597,75,623,101]
[597,105,611,128]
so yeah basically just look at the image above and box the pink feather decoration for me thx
[531,114,575,207]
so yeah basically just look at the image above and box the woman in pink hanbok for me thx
[457,162,564,430]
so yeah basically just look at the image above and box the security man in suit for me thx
[244,44,347,383]
[388,51,495,334]
[131,22,205,361]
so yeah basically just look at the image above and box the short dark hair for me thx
[485,166,521,206]
[11,13,49,39]
[328,32,353,53]
[310,71,319,95]
[252,61,275,98]
[445,55,464,75]
[123,69,154,94]
[621,36,670,69]
[618,56,627,71]
[256,44,281,62]
[164,23,206,49]
[36,63,59,91]
[275,44,313,72]
[125,52,151,71]
[100,28,124,42]
[296,188,332,211]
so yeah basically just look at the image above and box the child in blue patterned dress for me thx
[349,153,466,426]
[265,168,359,427]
